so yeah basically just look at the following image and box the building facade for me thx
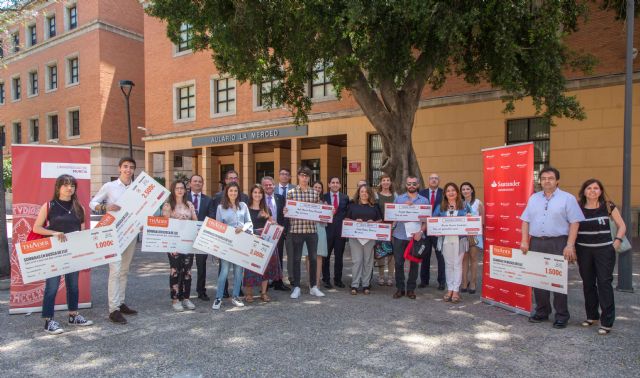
[141,5,640,235]
[0,0,146,194]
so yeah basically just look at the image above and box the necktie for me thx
[267,195,276,217]
[193,193,199,212]
[333,193,338,210]
[430,190,435,206]
[281,186,287,196]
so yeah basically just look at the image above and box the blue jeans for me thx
[216,259,243,299]
[42,272,79,319]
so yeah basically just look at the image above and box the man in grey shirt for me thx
[520,167,584,329]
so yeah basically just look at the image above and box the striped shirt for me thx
[576,203,613,248]
[286,186,319,234]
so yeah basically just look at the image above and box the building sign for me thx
[192,125,308,147]
[348,162,361,173]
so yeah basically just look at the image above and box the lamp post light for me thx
[119,80,135,159]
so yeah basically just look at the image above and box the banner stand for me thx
[481,298,532,317]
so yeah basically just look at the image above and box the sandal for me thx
[377,277,385,286]
[443,294,452,302]
[245,294,254,304]
[363,287,371,295]
[260,292,271,303]
[598,326,612,335]
[581,320,597,327]
[351,288,358,295]
[451,295,461,303]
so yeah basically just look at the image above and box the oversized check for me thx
[426,216,482,236]
[384,203,432,222]
[16,226,120,284]
[193,217,275,275]
[95,171,170,253]
[141,217,206,254]
[341,221,392,241]
[259,222,285,256]
[285,200,334,223]
[489,245,568,294]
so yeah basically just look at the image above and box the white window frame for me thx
[66,106,80,139]
[11,30,20,53]
[0,81,5,105]
[46,111,59,141]
[65,2,78,31]
[172,80,196,124]
[210,75,237,118]
[65,53,79,87]
[173,23,193,57]
[44,12,57,40]
[29,116,40,143]
[12,120,22,144]
[308,61,337,102]
[27,69,38,97]
[11,75,21,102]
[252,79,282,112]
[26,23,37,48]
[45,61,58,93]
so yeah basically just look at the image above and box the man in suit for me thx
[322,176,350,288]
[212,169,249,298]
[418,172,446,290]
[276,168,296,197]
[261,176,290,291]
[277,168,296,285]
[187,175,216,301]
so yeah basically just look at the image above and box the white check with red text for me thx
[384,203,432,222]
[489,245,568,294]
[141,217,206,254]
[16,226,120,284]
[426,216,482,236]
[341,221,392,241]
[193,217,275,275]
[285,200,334,223]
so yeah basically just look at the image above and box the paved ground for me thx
[1,245,639,377]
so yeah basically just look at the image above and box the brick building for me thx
[0,0,145,194]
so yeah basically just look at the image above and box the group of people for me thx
[34,157,626,337]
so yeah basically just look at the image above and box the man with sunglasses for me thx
[391,175,428,300]
[418,173,446,290]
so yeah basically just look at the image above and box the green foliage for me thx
[154,176,166,187]
[174,172,189,185]
[3,157,11,191]
[148,0,598,124]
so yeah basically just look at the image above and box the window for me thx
[12,122,22,144]
[301,159,321,183]
[256,78,279,109]
[368,134,384,188]
[506,118,550,184]
[0,82,5,104]
[28,24,36,47]
[0,40,3,58]
[29,119,39,143]
[0,126,5,147]
[213,77,236,115]
[176,84,195,120]
[12,32,20,53]
[177,23,193,53]
[48,114,59,140]
[256,162,274,182]
[28,71,38,96]
[68,109,80,136]
[12,77,21,100]
[47,15,56,38]
[309,61,334,99]
[67,56,79,85]
[47,64,58,91]
[67,5,78,30]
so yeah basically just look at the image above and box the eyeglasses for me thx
[429,177,439,180]
[406,182,419,187]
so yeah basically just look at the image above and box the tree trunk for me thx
[375,117,424,193]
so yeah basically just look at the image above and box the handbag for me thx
[403,239,423,263]
[411,238,429,259]
[26,202,50,241]
[374,241,393,259]
[607,202,632,253]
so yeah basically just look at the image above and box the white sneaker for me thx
[68,314,93,327]
[290,286,301,299]
[212,298,222,310]
[310,286,325,297]
[231,297,245,307]
[44,320,64,335]
[172,302,184,312]
[182,299,196,310]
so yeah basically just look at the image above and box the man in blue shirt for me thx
[520,167,584,329]
[392,175,429,300]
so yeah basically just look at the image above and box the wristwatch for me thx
[615,237,623,242]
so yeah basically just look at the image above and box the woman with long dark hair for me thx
[243,184,282,303]
[375,174,396,286]
[162,180,198,312]
[32,174,93,334]
[460,182,484,294]
[576,179,626,335]
[212,182,253,310]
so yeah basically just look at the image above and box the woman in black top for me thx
[576,179,626,335]
[32,174,93,335]
[345,184,382,295]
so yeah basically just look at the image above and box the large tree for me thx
[150,0,595,188]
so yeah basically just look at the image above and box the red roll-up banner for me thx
[9,145,92,314]
[481,143,534,315]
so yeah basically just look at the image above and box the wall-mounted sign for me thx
[349,162,361,173]
[192,125,308,147]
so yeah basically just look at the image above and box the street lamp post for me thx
[119,80,135,159]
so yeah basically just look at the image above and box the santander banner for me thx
[481,143,533,315]
[10,145,92,314]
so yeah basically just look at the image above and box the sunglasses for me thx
[406,182,419,187]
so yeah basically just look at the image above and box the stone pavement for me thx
[0,246,638,377]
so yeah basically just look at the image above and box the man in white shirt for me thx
[89,157,138,325]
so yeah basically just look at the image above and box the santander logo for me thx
[485,154,495,159]
[516,164,527,168]
[500,202,510,207]
[516,202,526,207]
[516,150,528,155]
[491,180,521,188]
[500,153,511,157]
[486,202,495,207]
[500,165,511,170]
[486,166,496,171]
[500,215,510,220]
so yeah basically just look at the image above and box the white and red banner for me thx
[10,145,92,314]
[481,143,534,315]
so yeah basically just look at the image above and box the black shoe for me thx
[323,281,334,289]
[460,287,468,293]
[334,282,345,288]
[119,304,137,315]
[553,320,568,329]
[418,283,428,289]
[528,314,549,323]
[109,310,127,324]
[273,282,290,291]
[468,288,476,294]
[223,292,230,299]
[198,293,210,301]
[393,290,405,299]
[437,284,445,291]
